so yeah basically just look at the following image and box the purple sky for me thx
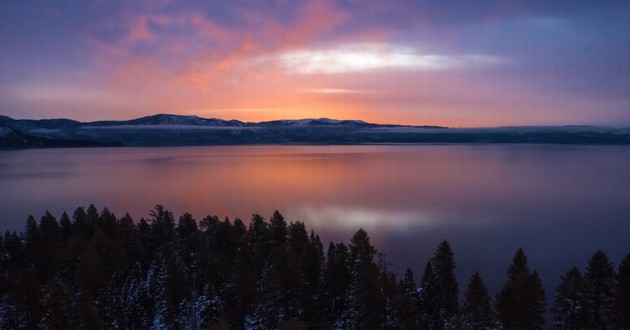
[1,0,629,126]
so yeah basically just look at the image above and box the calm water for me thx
[1,145,629,296]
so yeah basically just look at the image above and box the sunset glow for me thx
[1,1,629,126]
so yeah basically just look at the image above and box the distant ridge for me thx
[0,117,117,148]
[1,114,629,148]
[87,114,246,127]
[1,114,412,128]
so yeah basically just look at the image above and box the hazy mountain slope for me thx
[0,122,115,148]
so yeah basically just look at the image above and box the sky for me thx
[1,1,629,127]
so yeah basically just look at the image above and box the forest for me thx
[0,205,628,329]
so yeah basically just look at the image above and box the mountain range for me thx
[2,113,630,148]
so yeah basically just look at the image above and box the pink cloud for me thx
[102,0,354,90]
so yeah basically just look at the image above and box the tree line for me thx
[0,205,628,329]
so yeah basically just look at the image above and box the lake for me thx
[1,144,629,297]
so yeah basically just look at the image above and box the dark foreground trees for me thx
[496,248,547,330]
[551,267,591,330]
[462,272,496,329]
[0,205,628,329]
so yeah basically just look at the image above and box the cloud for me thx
[303,88,367,94]
[271,43,500,74]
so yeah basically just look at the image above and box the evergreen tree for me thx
[38,281,73,329]
[342,228,384,329]
[225,251,258,328]
[419,261,438,329]
[269,210,287,244]
[614,253,630,329]
[397,268,421,329]
[23,215,39,265]
[77,242,107,298]
[552,267,592,330]
[148,204,175,251]
[73,206,92,240]
[59,212,73,243]
[379,264,403,329]
[246,213,271,273]
[302,231,324,295]
[496,248,546,330]
[251,211,308,328]
[585,251,616,330]
[4,266,42,329]
[323,242,352,326]
[287,221,308,258]
[301,231,326,327]
[176,212,202,268]
[120,262,153,329]
[462,272,496,330]
[150,253,188,329]
[430,240,459,328]
[98,207,118,237]
[75,288,104,329]
[36,211,62,280]
[119,213,147,267]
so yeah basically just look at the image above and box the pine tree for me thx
[342,228,384,329]
[614,253,630,329]
[251,211,308,328]
[585,250,616,330]
[287,221,308,258]
[4,266,42,329]
[380,264,402,329]
[150,253,188,329]
[552,267,592,330]
[430,240,459,328]
[419,261,438,329]
[119,262,153,329]
[323,242,352,326]
[496,248,546,330]
[148,204,175,251]
[269,210,287,244]
[302,231,324,295]
[98,207,118,237]
[301,231,326,327]
[59,212,73,243]
[462,272,496,330]
[246,213,271,273]
[36,211,62,280]
[38,281,73,329]
[224,250,258,328]
[77,242,107,298]
[75,288,104,329]
[398,268,421,329]
[23,215,39,265]
[176,212,201,268]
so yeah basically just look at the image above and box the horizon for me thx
[1,1,629,127]
[4,112,629,129]
[0,113,630,129]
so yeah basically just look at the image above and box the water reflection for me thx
[1,145,629,295]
